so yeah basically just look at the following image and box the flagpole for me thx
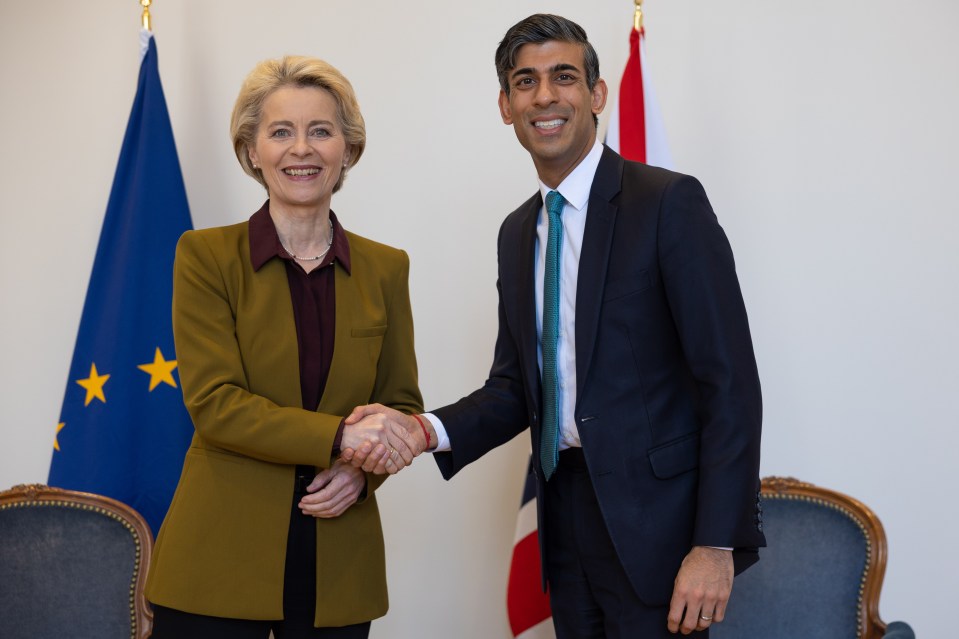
[634,0,644,32]
[141,0,152,31]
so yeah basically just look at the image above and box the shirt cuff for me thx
[423,413,450,451]
[331,417,346,458]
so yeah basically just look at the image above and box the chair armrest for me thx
[882,621,915,639]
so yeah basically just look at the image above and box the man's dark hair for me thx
[495,14,601,96]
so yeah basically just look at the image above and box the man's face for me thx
[498,40,607,186]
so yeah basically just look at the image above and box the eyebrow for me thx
[265,119,336,128]
[510,63,581,81]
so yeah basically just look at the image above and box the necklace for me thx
[281,219,334,262]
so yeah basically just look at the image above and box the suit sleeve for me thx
[657,175,764,553]
[173,230,342,468]
[432,223,531,479]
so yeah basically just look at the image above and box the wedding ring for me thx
[700,615,713,621]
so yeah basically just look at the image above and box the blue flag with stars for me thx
[49,31,194,536]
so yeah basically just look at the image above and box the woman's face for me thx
[248,85,349,213]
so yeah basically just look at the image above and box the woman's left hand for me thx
[298,459,367,518]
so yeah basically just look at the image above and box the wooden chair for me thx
[714,477,913,639]
[0,484,153,639]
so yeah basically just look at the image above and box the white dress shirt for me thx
[427,140,605,452]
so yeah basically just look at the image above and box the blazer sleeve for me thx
[173,230,342,468]
[369,249,424,416]
[657,174,764,551]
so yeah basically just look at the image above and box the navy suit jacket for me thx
[434,146,765,605]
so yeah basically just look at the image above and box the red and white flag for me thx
[506,461,554,639]
[606,25,673,169]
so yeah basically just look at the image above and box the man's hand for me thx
[341,404,432,474]
[667,546,734,634]
[298,459,366,518]
[340,410,419,474]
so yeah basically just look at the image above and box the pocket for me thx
[647,431,700,479]
[351,325,387,338]
[603,269,651,303]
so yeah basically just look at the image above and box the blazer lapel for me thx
[245,257,303,409]
[575,148,624,396]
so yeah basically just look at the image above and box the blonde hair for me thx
[230,56,366,193]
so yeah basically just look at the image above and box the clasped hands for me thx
[339,403,433,474]
[298,405,430,518]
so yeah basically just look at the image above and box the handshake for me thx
[339,404,437,474]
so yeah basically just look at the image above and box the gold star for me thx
[138,347,178,391]
[53,422,66,451]
[76,363,110,406]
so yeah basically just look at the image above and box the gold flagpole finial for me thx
[141,0,152,31]
[634,0,644,32]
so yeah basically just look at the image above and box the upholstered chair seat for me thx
[0,484,153,639]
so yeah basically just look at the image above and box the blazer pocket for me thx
[603,269,651,303]
[187,445,255,466]
[351,325,387,338]
[647,431,700,479]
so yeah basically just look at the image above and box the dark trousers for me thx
[544,448,706,639]
[151,467,371,639]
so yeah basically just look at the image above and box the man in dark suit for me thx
[345,13,765,637]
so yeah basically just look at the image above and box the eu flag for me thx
[49,31,194,536]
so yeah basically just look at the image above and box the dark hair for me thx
[495,14,600,96]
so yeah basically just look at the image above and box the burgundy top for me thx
[248,201,351,457]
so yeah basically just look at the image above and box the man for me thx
[346,13,765,637]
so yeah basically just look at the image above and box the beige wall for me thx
[1,1,955,636]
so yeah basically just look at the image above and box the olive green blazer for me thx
[145,218,423,626]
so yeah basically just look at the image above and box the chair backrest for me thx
[0,484,153,639]
[714,477,889,639]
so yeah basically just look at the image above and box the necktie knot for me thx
[545,190,565,220]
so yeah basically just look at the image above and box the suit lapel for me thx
[575,148,624,397]
[515,197,542,412]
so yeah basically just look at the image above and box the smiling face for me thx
[247,85,349,215]
[498,40,607,188]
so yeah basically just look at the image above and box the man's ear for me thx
[498,90,513,125]
[591,78,608,116]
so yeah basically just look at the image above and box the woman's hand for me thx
[298,459,367,518]
[341,404,428,474]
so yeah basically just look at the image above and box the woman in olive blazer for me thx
[145,56,422,638]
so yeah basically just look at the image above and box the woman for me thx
[145,56,423,638]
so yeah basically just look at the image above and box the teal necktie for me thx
[540,190,565,480]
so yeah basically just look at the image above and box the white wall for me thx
[1,1,954,636]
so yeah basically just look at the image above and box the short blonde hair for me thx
[230,56,366,194]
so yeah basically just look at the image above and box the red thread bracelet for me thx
[412,414,431,449]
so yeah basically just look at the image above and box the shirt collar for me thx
[537,139,604,213]
[248,200,352,274]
